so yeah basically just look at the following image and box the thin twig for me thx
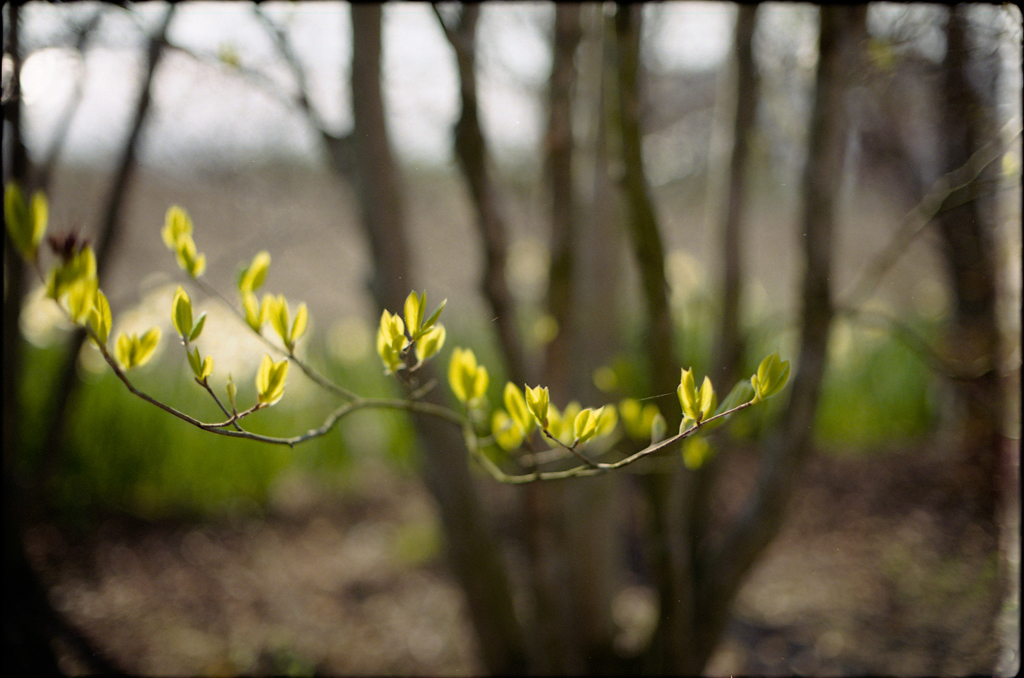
[843,119,1022,310]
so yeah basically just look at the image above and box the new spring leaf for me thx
[172,286,193,339]
[751,353,791,402]
[238,251,271,294]
[4,182,47,260]
[524,385,550,429]
[88,289,112,346]
[449,348,488,403]
[504,382,535,436]
[114,328,161,370]
[678,368,716,424]
[256,354,288,406]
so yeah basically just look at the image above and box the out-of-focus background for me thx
[3,2,1021,676]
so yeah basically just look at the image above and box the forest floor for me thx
[26,441,1018,676]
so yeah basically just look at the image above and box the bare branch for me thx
[842,118,1022,311]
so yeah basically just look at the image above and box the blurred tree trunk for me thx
[692,6,867,670]
[689,0,761,630]
[3,5,172,674]
[611,5,695,673]
[34,4,175,514]
[347,6,527,674]
[433,4,528,387]
[934,5,1006,536]
[3,4,58,672]
[543,6,623,673]
[712,4,760,388]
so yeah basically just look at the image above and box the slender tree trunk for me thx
[3,3,56,672]
[34,4,175,513]
[543,6,623,673]
[611,5,695,673]
[692,7,867,670]
[934,5,1006,536]
[712,4,760,389]
[689,0,761,622]
[347,6,527,673]
[434,4,529,388]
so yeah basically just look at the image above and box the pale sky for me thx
[12,1,737,171]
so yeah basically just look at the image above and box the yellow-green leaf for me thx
[377,326,403,374]
[88,289,112,345]
[66,277,98,324]
[682,436,711,470]
[678,368,715,423]
[226,375,237,410]
[174,234,206,278]
[172,286,193,339]
[114,328,161,370]
[677,368,699,421]
[404,290,426,338]
[595,405,618,437]
[449,348,486,403]
[573,408,600,444]
[525,385,550,429]
[492,409,524,451]
[189,313,207,342]
[243,292,264,331]
[30,192,48,253]
[199,355,213,381]
[504,382,535,435]
[256,354,288,406]
[4,183,46,260]
[379,309,406,347]
[238,251,271,293]
[162,205,193,249]
[135,328,161,367]
[421,298,447,333]
[114,333,133,369]
[188,345,203,376]
[752,353,790,402]
[415,324,446,364]
[268,294,289,343]
[289,302,308,346]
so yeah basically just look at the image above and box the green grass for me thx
[20,337,421,520]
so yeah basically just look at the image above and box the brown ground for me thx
[25,442,1018,676]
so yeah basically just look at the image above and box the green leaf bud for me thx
[524,384,550,429]
[752,353,791,402]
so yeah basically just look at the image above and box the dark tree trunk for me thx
[3,5,174,674]
[712,4,760,389]
[692,6,867,671]
[934,5,1006,536]
[689,0,761,631]
[434,4,529,388]
[611,5,696,673]
[347,6,528,673]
